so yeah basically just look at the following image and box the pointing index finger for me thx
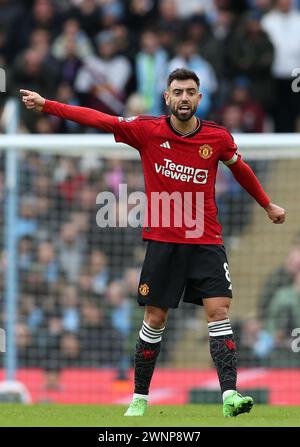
[20,89,31,96]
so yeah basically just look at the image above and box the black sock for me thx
[134,321,165,395]
[208,319,237,393]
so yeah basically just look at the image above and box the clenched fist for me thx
[20,89,45,113]
[265,202,286,224]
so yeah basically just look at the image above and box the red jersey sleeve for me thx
[113,116,146,151]
[42,100,118,132]
[218,128,270,207]
[219,130,240,166]
[228,158,270,208]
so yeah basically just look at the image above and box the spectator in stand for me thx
[220,77,266,132]
[31,170,58,236]
[227,12,274,110]
[156,0,183,37]
[220,103,245,132]
[184,15,223,80]
[0,0,26,63]
[19,293,43,333]
[124,0,159,43]
[136,30,168,115]
[37,311,63,390]
[79,297,122,366]
[88,249,110,295]
[100,0,124,29]
[106,280,132,378]
[36,240,60,286]
[28,0,63,40]
[78,266,94,295]
[55,157,86,208]
[259,236,300,320]
[14,44,57,96]
[174,0,217,20]
[169,40,218,118]
[16,195,38,239]
[10,47,59,130]
[237,317,274,366]
[248,0,273,16]
[51,18,93,61]
[104,158,125,196]
[264,270,300,365]
[19,236,34,274]
[74,29,132,115]
[15,323,37,367]
[60,285,80,333]
[261,0,300,131]
[124,93,147,117]
[48,82,81,133]
[59,332,81,367]
[29,28,52,61]
[58,222,85,283]
[70,0,102,40]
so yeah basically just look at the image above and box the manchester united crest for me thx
[139,283,149,296]
[199,144,213,159]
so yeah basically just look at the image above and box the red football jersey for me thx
[114,116,238,245]
[42,100,269,243]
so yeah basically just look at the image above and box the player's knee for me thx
[144,307,168,329]
[206,306,229,322]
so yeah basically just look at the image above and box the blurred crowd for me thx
[1,0,300,132]
[1,0,300,384]
[0,151,182,385]
[236,233,300,367]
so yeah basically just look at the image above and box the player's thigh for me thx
[138,240,191,309]
[183,244,233,307]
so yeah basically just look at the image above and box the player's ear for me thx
[164,91,170,106]
[197,92,202,106]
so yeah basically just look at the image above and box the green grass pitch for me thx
[0,404,299,426]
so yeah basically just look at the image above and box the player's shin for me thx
[134,321,165,397]
[124,321,165,416]
[208,319,237,396]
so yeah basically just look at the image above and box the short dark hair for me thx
[167,68,200,88]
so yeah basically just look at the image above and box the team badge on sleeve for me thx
[199,144,213,159]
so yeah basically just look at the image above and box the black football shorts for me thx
[137,240,233,308]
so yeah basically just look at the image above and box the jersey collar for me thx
[166,116,202,138]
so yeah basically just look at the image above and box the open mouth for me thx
[178,105,190,113]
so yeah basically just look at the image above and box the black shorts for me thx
[137,241,233,309]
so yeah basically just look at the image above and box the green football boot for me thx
[223,391,254,417]
[124,398,148,416]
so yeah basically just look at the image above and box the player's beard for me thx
[171,103,197,122]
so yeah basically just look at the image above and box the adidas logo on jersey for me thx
[160,141,171,149]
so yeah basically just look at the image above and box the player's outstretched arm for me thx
[228,158,286,224]
[20,89,117,132]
